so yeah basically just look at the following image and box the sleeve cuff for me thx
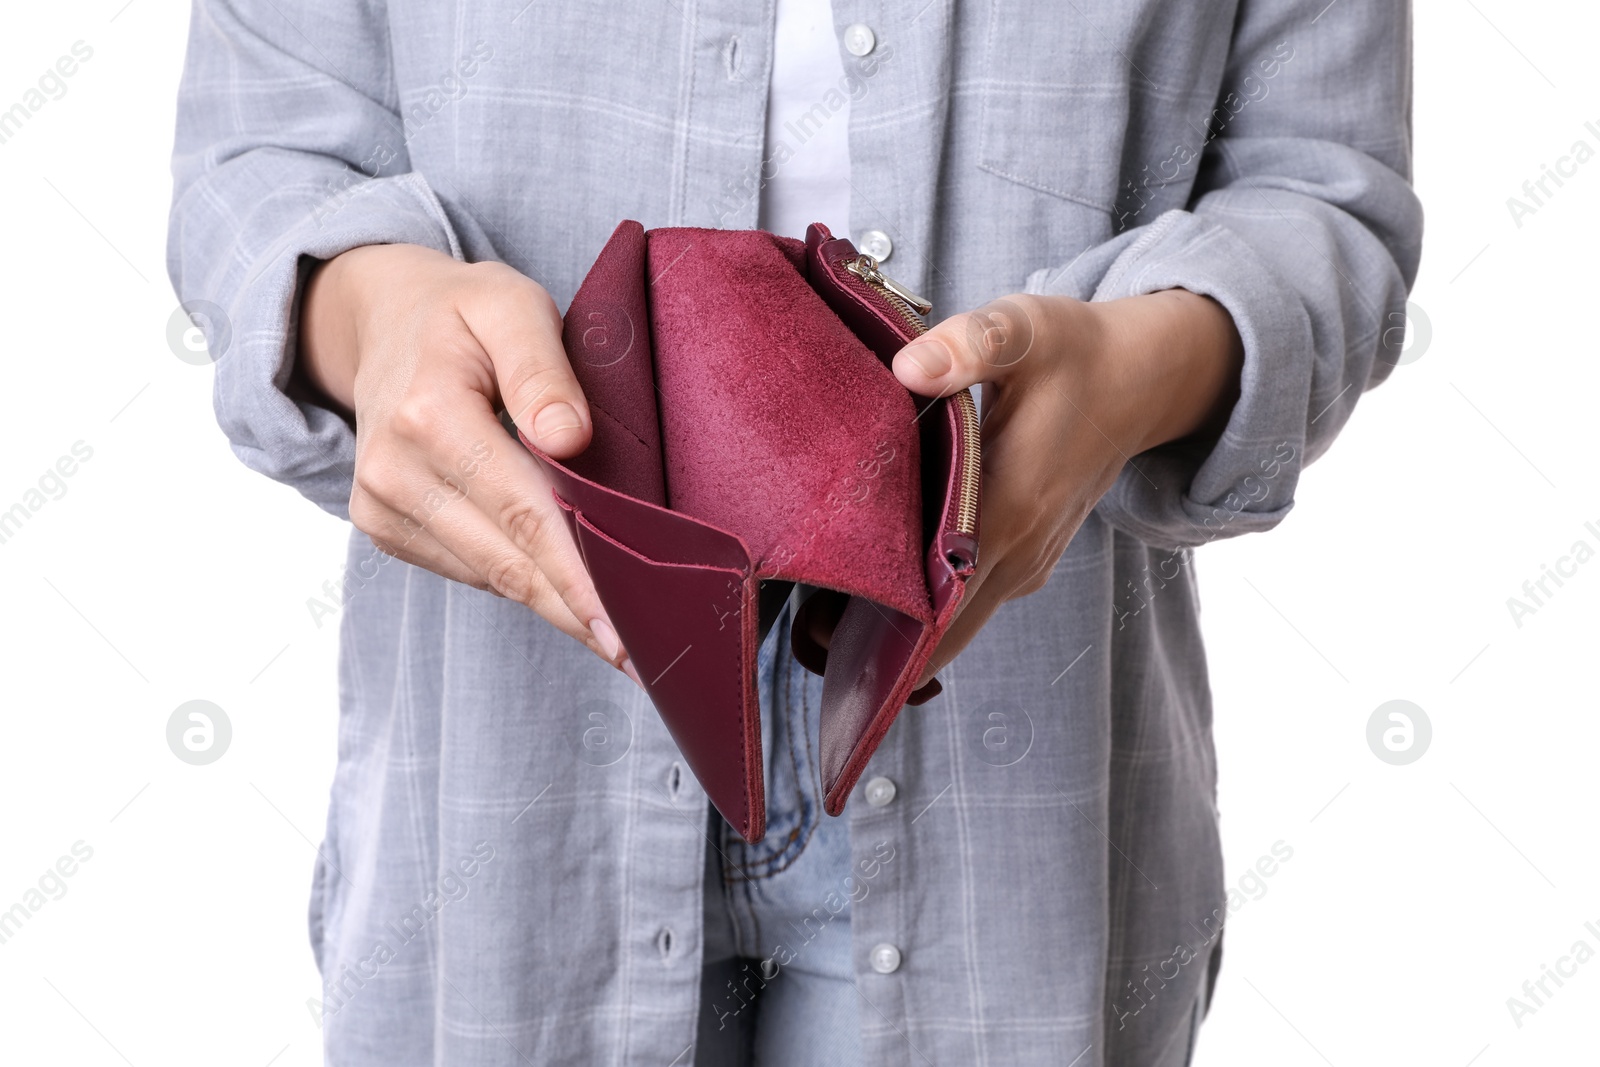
[206,172,466,520]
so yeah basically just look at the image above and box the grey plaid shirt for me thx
[166,1,1420,1063]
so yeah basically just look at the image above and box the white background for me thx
[0,2,1594,1065]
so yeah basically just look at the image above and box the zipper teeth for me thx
[950,390,981,536]
[847,257,981,540]
[879,288,930,337]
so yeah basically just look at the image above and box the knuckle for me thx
[1021,544,1063,595]
[1006,293,1048,323]
[463,259,518,292]
[352,458,401,506]
[465,258,508,278]
[544,564,593,615]
[500,268,555,309]
[470,259,523,288]
[988,553,1049,599]
[1017,569,1052,597]
[498,497,550,550]
[481,553,537,603]
[371,538,404,563]
[389,391,447,443]
[473,263,556,315]
[348,491,383,536]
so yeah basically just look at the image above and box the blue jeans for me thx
[695,592,862,1066]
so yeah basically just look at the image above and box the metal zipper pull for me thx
[846,254,933,316]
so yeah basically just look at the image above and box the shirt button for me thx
[869,943,902,974]
[864,776,897,807]
[858,229,893,262]
[843,23,877,57]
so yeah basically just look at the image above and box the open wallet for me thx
[515,220,981,842]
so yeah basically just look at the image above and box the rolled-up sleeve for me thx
[1026,2,1424,550]
[165,0,484,519]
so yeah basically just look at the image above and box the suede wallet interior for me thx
[518,220,980,842]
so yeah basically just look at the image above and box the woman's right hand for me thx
[296,242,637,684]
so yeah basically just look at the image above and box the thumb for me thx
[463,266,593,459]
[892,295,1043,397]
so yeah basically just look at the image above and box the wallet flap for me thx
[560,499,765,842]
[525,430,751,572]
[561,220,667,506]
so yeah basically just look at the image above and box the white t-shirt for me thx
[757,0,852,241]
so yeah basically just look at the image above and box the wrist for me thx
[1089,289,1243,455]
[296,247,372,417]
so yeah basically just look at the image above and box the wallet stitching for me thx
[739,575,762,840]
[589,402,653,455]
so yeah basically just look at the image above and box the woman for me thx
[167,0,1421,1063]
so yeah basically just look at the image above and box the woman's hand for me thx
[892,289,1245,683]
[296,242,637,683]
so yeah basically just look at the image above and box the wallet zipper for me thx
[846,254,933,315]
[949,389,981,538]
[845,253,981,539]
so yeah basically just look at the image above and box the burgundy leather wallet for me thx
[518,220,980,842]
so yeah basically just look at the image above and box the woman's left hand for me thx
[891,288,1246,684]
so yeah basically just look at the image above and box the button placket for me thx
[845,6,941,304]
[857,771,905,984]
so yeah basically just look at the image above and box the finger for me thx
[434,401,623,660]
[912,455,1061,686]
[393,480,617,660]
[458,263,593,458]
[356,503,484,590]
[355,437,618,664]
[893,295,1048,396]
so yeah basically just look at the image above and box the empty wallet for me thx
[517,220,980,842]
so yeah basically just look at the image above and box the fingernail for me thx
[898,340,950,380]
[590,617,621,661]
[621,658,644,690]
[533,402,581,441]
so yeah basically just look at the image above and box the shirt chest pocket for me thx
[975,3,1227,225]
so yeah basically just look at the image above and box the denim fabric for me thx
[695,592,862,1066]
